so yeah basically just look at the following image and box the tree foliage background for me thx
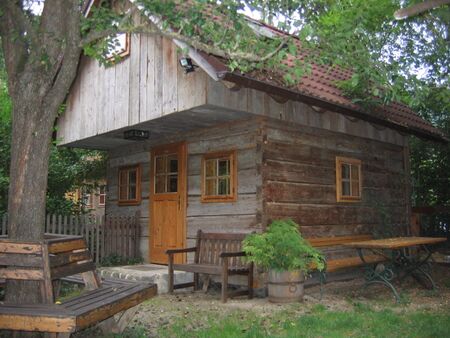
[0,53,106,215]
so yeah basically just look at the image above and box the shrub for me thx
[243,219,325,272]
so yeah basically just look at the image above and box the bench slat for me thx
[326,255,385,272]
[48,239,87,254]
[0,313,76,333]
[74,284,157,330]
[61,285,130,307]
[50,250,91,267]
[0,253,43,267]
[68,284,150,314]
[0,242,42,254]
[0,268,44,280]
[51,261,96,280]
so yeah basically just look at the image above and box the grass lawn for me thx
[76,264,450,338]
[138,304,449,338]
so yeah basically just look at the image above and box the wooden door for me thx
[150,142,187,264]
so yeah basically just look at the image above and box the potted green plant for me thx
[243,219,325,303]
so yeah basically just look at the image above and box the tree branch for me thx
[394,0,450,20]
[44,0,83,117]
[0,1,33,96]
[83,25,288,65]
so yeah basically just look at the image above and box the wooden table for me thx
[344,237,447,302]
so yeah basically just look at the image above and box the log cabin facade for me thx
[57,12,445,264]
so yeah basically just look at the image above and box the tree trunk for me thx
[5,96,55,305]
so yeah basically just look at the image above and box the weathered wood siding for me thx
[185,119,263,254]
[57,34,207,145]
[260,118,410,244]
[206,78,406,147]
[105,118,262,262]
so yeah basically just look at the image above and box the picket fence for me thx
[0,212,140,263]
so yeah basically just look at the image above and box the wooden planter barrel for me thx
[267,270,305,303]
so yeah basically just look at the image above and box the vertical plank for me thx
[57,215,62,234]
[125,216,130,259]
[90,222,95,257]
[41,244,55,304]
[119,216,124,258]
[45,214,50,234]
[69,215,75,235]
[153,35,163,118]
[129,32,141,125]
[139,33,148,124]
[162,37,178,114]
[101,216,106,260]
[113,55,130,130]
[134,211,140,258]
[96,217,100,263]
[74,216,79,236]
[63,215,68,235]
[51,214,57,234]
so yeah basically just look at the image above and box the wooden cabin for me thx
[56,12,446,265]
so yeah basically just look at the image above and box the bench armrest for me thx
[166,247,197,255]
[220,251,246,258]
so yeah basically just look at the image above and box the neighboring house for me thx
[65,182,107,218]
[56,5,446,264]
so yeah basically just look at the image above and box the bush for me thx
[242,219,325,272]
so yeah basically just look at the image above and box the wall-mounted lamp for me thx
[179,57,197,73]
[124,129,149,141]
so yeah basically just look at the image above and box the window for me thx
[201,151,237,202]
[85,0,131,62]
[154,153,179,194]
[336,157,362,202]
[105,33,131,61]
[118,165,141,205]
[82,191,93,208]
[99,185,106,206]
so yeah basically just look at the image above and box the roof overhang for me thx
[216,71,448,143]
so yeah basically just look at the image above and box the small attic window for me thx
[105,33,131,61]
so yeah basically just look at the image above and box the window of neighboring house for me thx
[201,151,237,203]
[118,165,141,205]
[99,185,106,206]
[336,157,362,202]
[82,189,93,209]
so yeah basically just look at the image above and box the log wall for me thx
[261,118,410,243]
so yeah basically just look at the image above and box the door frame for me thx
[149,141,187,264]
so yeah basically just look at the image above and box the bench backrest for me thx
[0,235,98,302]
[195,231,248,268]
[0,235,95,282]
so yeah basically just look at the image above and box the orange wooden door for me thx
[150,142,186,264]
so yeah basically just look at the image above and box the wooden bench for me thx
[307,234,386,295]
[166,231,254,303]
[0,234,157,336]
